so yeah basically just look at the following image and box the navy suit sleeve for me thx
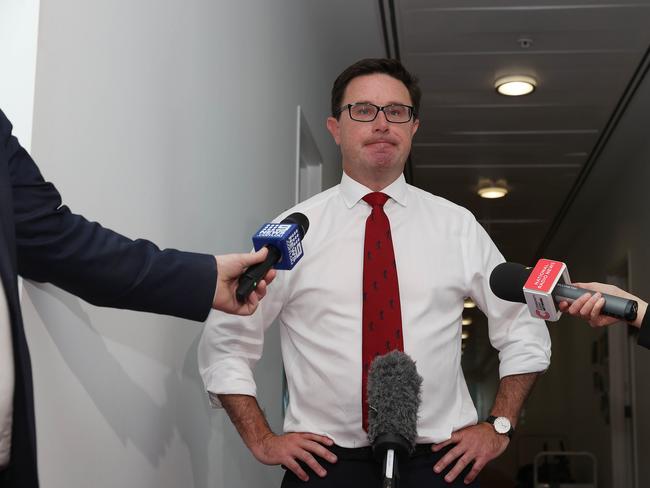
[2,109,216,322]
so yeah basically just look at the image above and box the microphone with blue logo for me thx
[236,212,309,303]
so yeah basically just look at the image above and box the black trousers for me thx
[281,444,479,488]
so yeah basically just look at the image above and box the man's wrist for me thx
[212,256,220,308]
[250,431,277,459]
[633,300,647,328]
[637,303,650,349]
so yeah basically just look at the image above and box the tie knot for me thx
[363,192,390,208]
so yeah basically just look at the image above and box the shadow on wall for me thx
[218,320,286,487]
[26,282,214,488]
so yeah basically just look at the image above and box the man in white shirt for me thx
[199,58,551,487]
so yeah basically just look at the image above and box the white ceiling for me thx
[386,0,650,265]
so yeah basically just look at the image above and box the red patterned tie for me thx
[361,192,404,431]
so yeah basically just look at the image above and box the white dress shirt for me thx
[199,172,551,448]
[0,278,14,468]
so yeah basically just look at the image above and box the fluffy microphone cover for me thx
[367,350,422,451]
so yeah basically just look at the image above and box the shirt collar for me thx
[340,172,408,209]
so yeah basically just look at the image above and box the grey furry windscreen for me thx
[367,350,423,450]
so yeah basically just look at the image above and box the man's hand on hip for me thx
[251,432,337,482]
[431,423,509,484]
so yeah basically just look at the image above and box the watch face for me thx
[494,417,511,434]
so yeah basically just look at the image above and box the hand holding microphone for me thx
[557,282,647,329]
[212,248,277,315]
[490,260,639,322]
[236,212,309,303]
[213,212,309,315]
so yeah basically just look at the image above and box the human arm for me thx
[557,281,649,349]
[641,310,650,349]
[432,372,538,484]
[217,394,336,481]
[2,108,270,319]
[199,257,337,480]
[431,214,550,483]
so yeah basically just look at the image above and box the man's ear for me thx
[326,116,341,145]
[411,118,420,137]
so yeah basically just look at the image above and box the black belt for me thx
[280,443,439,472]
[328,443,434,462]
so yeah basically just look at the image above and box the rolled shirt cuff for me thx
[200,358,257,408]
[498,345,551,379]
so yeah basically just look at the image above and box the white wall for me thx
[16,1,384,487]
[0,0,40,148]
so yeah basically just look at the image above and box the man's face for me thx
[327,73,419,187]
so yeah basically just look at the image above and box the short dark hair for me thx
[331,58,421,120]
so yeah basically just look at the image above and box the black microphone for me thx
[235,212,309,303]
[490,262,638,322]
[367,351,422,488]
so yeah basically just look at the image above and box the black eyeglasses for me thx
[336,103,415,123]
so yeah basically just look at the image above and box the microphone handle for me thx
[552,283,638,321]
[382,448,398,488]
[236,246,282,303]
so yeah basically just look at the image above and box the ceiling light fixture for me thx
[495,75,537,96]
[477,179,509,199]
[463,297,476,309]
[478,186,508,199]
[462,331,470,340]
[462,317,473,326]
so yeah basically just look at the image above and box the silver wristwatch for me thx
[485,415,514,438]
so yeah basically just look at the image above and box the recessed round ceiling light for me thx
[495,75,537,96]
[463,297,476,309]
[477,185,508,199]
[461,331,470,340]
[478,186,508,199]
[462,317,473,326]
[477,178,509,199]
